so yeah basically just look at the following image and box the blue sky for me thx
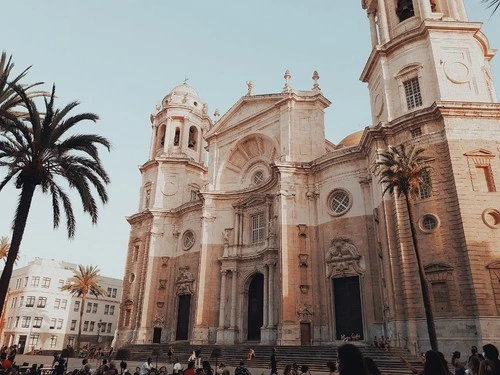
[1,1,499,279]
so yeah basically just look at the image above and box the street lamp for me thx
[97,320,103,344]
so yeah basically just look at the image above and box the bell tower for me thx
[361,0,500,354]
[361,0,497,125]
[141,82,211,211]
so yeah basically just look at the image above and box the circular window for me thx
[419,214,439,233]
[253,170,265,185]
[182,230,195,250]
[482,209,500,229]
[129,273,135,283]
[327,189,352,217]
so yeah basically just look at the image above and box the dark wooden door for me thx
[247,273,264,341]
[176,295,191,340]
[333,276,363,340]
[300,322,311,345]
[153,327,162,343]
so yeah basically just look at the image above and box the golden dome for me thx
[338,130,364,147]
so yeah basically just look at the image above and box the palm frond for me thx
[372,144,430,198]
[0,83,111,238]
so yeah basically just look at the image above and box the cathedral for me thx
[115,0,500,353]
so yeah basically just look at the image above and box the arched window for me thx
[156,125,166,151]
[188,126,198,149]
[174,127,180,146]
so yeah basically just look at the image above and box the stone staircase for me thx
[118,343,422,374]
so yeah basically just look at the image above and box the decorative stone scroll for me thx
[326,237,364,278]
[176,266,195,295]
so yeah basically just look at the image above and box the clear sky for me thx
[1,1,499,279]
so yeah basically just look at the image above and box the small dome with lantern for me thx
[160,82,205,113]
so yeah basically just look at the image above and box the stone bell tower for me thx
[144,82,211,211]
[361,0,500,353]
[116,82,210,346]
[361,0,496,125]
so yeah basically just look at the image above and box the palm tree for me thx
[372,144,438,351]
[61,265,106,350]
[483,0,500,13]
[0,84,111,315]
[0,52,46,116]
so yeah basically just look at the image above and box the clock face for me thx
[162,181,178,196]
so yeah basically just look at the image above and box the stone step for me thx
[118,344,419,374]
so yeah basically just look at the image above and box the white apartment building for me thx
[0,258,122,353]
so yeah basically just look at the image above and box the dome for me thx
[338,130,364,147]
[169,82,199,99]
[158,82,205,112]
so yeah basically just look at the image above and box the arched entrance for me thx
[247,273,264,341]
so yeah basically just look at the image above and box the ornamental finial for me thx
[282,69,292,93]
[214,109,220,122]
[312,71,321,91]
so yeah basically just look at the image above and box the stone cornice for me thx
[201,170,279,201]
[126,210,153,224]
[360,20,485,82]
[139,157,207,174]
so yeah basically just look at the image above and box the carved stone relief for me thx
[297,303,313,321]
[153,315,165,328]
[326,237,364,278]
[176,266,195,295]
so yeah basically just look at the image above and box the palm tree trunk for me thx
[77,292,86,351]
[0,183,36,314]
[404,194,438,351]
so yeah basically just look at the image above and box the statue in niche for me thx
[145,189,151,209]
[396,0,415,22]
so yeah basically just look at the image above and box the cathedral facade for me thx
[115,0,500,353]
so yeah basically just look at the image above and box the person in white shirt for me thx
[140,358,153,375]
[173,358,182,375]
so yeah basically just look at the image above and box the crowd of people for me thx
[2,343,500,375]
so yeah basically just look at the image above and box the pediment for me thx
[487,261,500,270]
[464,149,495,158]
[424,262,454,274]
[233,193,268,209]
[206,94,286,139]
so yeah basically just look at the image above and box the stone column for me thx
[448,0,460,20]
[263,265,269,328]
[149,125,157,160]
[230,270,238,328]
[457,1,467,21]
[377,0,390,44]
[418,0,431,19]
[368,11,379,48]
[163,117,172,153]
[218,270,227,329]
[268,263,275,327]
